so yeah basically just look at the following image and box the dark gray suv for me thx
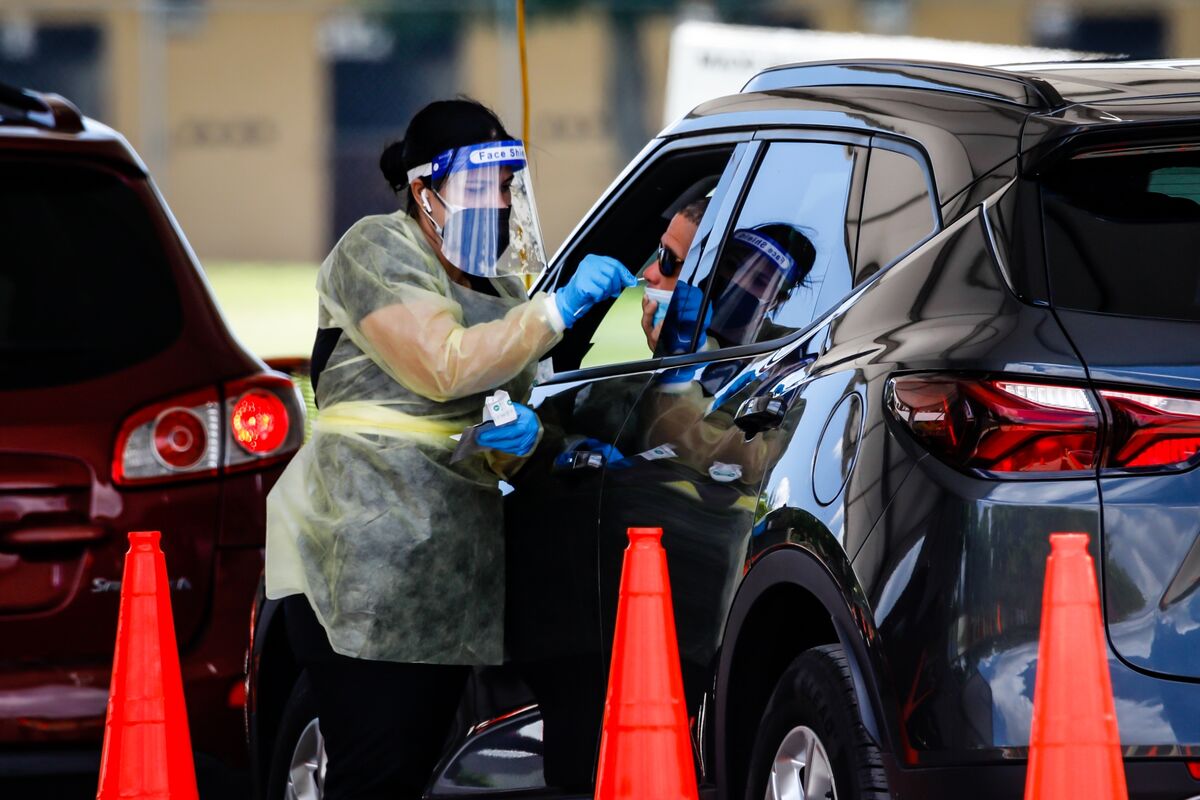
[250,59,1200,800]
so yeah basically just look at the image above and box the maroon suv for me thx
[0,83,303,793]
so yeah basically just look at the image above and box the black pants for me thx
[283,596,471,800]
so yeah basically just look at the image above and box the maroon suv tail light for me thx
[114,373,304,486]
[223,374,301,472]
[113,388,222,485]
[888,375,1200,476]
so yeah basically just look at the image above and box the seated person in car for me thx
[640,197,708,352]
[643,214,818,358]
[640,222,819,478]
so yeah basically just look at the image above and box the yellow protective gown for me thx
[266,211,563,664]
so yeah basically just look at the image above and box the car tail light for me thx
[888,374,1200,476]
[231,390,289,453]
[887,376,1099,475]
[223,374,304,472]
[113,389,221,485]
[227,678,247,709]
[892,374,1200,474]
[1098,389,1200,469]
[154,408,212,468]
[113,373,304,486]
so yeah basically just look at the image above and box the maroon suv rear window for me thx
[1042,147,1200,324]
[0,160,182,389]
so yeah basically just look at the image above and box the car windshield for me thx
[1042,147,1200,323]
[0,160,182,390]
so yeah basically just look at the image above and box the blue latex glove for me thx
[660,282,712,355]
[554,437,626,470]
[658,365,703,386]
[476,403,541,456]
[554,254,637,327]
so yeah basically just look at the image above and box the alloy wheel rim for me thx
[764,725,837,800]
[286,718,326,800]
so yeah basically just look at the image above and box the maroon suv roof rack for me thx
[0,81,85,134]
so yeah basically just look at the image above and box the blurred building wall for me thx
[906,0,1200,57]
[4,0,1197,263]
[163,10,328,263]
[4,0,334,263]
[463,10,640,252]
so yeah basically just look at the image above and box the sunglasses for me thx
[656,243,683,277]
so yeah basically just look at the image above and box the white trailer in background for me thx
[663,20,1093,126]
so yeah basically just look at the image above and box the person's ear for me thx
[409,179,433,214]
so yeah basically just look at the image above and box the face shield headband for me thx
[406,139,548,278]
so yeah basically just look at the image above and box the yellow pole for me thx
[516,0,534,289]
[516,0,530,149]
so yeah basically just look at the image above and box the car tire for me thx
[266,670,326,800]
[743,644,890,800]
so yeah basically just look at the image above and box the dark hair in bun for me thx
[379,98,511,213]
[379,139,409,194]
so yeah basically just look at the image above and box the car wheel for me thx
[743,645,890,800]
[266,671,327,800]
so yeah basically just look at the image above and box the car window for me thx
[1147,165,1200,203]
[548,144,742,372]
[0,160,182,390]
[678,141,865,351]
[1043,148,1200,323]
[854,146,937,285]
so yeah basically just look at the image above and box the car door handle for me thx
[734,394,789,437]
[0,524,108,552]
[558,450,606,471]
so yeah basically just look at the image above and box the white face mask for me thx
[419,188,461,238]
[420,189,510,276]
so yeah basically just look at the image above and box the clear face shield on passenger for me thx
[709,228,805,346]
[407,139,548,278]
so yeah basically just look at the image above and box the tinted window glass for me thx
[697,141,863,349]
[0,161,182,389]
[1043,151,1200,322]
[1147,166,1200,203]
[855,147,937,284]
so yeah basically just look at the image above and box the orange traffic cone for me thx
[1025,532,1128,800]
[96,531,199,800]
[595,527,699,800]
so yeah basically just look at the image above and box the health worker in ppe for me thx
[264,98,634,800]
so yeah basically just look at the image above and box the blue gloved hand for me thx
[660,282,712,355]
[554,437,626,470]
[658,365,703,386]
[476,403,541,457]
[554,254,637,327]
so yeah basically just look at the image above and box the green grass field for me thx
[202,261,320,360]
[581,286,654,367]
[201,261,652,368]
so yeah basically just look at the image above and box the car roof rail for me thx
[742,59,1068,111]
[0,81,85,133]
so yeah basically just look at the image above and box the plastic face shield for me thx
[708,229,798,346]
[407,139,547,278]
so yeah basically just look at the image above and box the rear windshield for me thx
[0,160,182,389]
[1042,149,1200,323]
